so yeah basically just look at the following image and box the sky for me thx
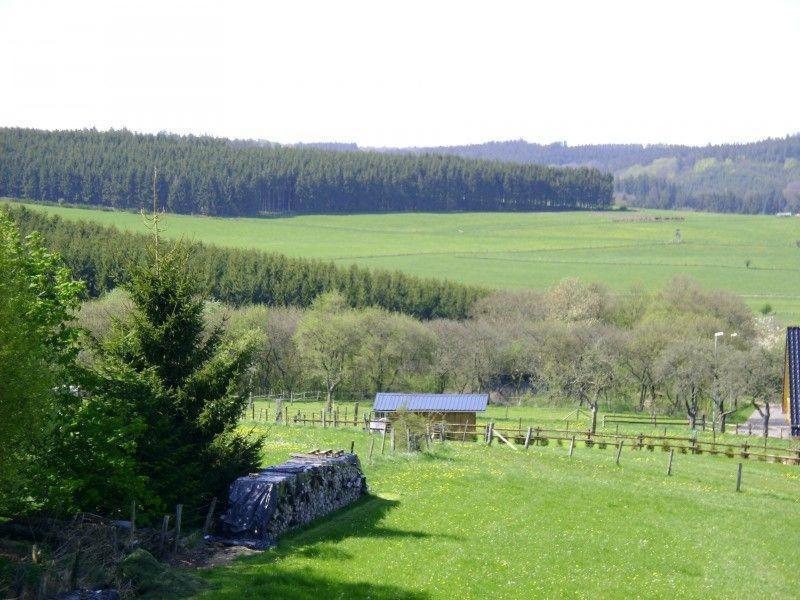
[1,0,799,148]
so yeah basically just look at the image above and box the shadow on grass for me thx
[202,564,429,599]
[200,494,441,599]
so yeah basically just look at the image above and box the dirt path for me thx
[741,402,791,437]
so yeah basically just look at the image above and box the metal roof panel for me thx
[373,392,488,412]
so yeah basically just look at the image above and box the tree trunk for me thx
[325,384,334,414]
[763,402,770,437]
[589,403,599,434]
[719,409,736,433]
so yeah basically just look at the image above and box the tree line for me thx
[80,275,782,438]
[0,128,614,215]
[393,135,800,214]
[394,135,800,172]
[5,204,485,320]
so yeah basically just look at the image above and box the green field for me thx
[194,416,800,599]
[6,200,800,321]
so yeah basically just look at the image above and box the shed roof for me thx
[374,392,488,413]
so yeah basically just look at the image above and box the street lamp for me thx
[712,332,739,433]
[712,332,724,434]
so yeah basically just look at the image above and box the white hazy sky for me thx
[1,0,799,147]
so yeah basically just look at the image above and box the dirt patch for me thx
[174,541,264,570]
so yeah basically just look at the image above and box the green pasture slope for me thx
[5,200,800,321]
[195,417,800,599]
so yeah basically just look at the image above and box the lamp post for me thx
[712,332,724,431]
[712,332,738,432]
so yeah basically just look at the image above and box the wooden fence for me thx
[276,412,800,466]
[602,413,706,430]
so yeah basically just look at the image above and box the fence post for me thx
[615,441,624,465]
[462,422,469,442]
[129,500,136,544]
[391,427,396,451]
[381,429,387,454]
[203,497,218,535]
[354,402,359,425]
[173,504,183,554]
[667,449,674,476]
[736,463,743,492]
[568,435,575,457]
[350,440,355,454]
[368,437,375,459]
[487,422,494,445]
[524,427,532,450]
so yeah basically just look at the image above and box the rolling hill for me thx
[6,200,800,322]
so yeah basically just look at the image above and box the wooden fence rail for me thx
[602,413,706,430]
[280,412,800,466]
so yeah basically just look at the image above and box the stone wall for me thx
[217,451,367,548]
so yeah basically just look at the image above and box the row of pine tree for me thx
[6,205,486,320]
[0,128,614,215]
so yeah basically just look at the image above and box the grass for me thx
[5,199,800,322]
[195,415,800,599]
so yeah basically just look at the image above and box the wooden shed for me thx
[783,327,800,437]
[372,392,488,429]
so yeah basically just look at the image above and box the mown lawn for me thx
[6,200,800,322]
[195,419,800,599]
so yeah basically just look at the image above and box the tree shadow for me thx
[200,494,445,599]
[202,564,429,599]
[281,494,457,548]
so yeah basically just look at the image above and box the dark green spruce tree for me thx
[93,208,263,514]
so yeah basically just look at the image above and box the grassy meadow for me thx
[195,414,800,599]
[5,200,800,322]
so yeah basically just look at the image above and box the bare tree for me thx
[616,321,671,413]
[295,293,360,412]
[655,339,713,429]
[352,308,434,396]
[745,346,783,436]
[538,322,618,433]
[715,348,749,432]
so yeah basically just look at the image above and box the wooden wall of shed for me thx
[384,411,477,426]
[422,412,477,427]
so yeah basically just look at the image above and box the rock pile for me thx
[217,450,368,548]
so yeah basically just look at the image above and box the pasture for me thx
[196,412,800,599]
[5,200,800,322]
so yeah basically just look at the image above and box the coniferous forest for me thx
[390,136,800,214]
[5,205,485,320]
[0,128,613,215]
